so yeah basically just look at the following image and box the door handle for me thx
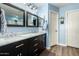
[55,30,57,32]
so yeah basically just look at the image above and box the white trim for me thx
[67,9,79,13]
[58,43,67,46]
[49,10,59,13]
[46,47,51,50]
[65,11,68,46]
[48,10,59,47]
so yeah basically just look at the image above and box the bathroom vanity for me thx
[0,3,47,56]
[0,32,46,56]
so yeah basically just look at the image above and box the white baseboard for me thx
[57,43,67,46]
[46,44,67,49]
[46,47,51,49]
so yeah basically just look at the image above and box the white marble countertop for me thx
[0,31,46,47]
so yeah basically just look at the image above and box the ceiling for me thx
[51,3,73,8]
[34,3,75,8]
[33,3,45,8]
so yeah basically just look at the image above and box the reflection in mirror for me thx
[38,17,44,27]
[27,12,38,27]
[0,3,25,27]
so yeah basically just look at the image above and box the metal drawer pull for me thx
[33,49,38,52]
[33,43,38,47]
[34,38,38,41]
[16,44,24,48]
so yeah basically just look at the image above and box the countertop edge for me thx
[0,32,46,47]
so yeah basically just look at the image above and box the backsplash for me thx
[0,27,39,38]
[7,27,39,33]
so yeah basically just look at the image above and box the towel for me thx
[0,8,7,34]
[0,8,1,32]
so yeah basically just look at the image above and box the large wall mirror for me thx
[26,12,38,27]
[0,3,25,27]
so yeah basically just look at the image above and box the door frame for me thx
[65,9,79,46]
[48,10,59,46]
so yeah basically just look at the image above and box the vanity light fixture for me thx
[25,3,38,10]
[27,3,32,7]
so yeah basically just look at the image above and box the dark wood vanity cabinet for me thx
[0,34,46,56]
[27,36,43,56]
[27,34,46,56]
[0,40,28,56]
[0,43,16,56]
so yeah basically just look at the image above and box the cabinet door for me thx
[38,34,46,53]
[42,34,46,48]
[21,39,28,56]
[0,43,17,56]
[27,34,46,56]
[26,37,39,56]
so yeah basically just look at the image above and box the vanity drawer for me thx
[29,45,40,56]
[32,48,39,56]
[32,37,39,42]
[0,40,26,56]
[31,37,39,43]
[28,37,40,45]
[11,41,24,48]
[0,43,17,56]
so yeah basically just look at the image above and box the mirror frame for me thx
[26,12,38,27]
[3,3,25,27]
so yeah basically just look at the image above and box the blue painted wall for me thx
[37,4,48,19]
[37,4,49,48]
[48,4,79,45]
[37,4,59,48]
[48,4,59,12]
[59,3,79,44]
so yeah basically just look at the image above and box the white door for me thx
[49,11,58,46]
[67,10,79,48]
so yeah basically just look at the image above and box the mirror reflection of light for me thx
[11,17,18,21]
